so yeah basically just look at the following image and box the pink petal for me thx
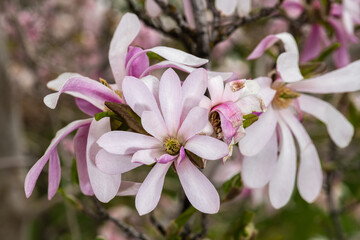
[44,76,121,110]
[269,118,296,208]
[238,106,277,156]
[122,76,161,117]
[280,109,322,203]
[95,150,140,175]
[117,181,141,196]
[181,68,208,121]
[125,46,150,78]
[208,76,224,106]
[159,68,182,135]
[178,107,209,141]
[282,1,304,19]
[215,0,237,15]
[74,125,93,196]
[48,151,61,200]
[75,98,101,116]
[176,156,220,214]
[86,118,122,203]
[46,72,82,91]
[182,0,196,29]
[24,119,92,198]
[141,111,168,141]
[185,135,229,160]
[242,131,278,188]
[97,131,162,155]
[177,146,186,166]
[247,35,279,60]
[156,153,177,163]
[298,94,354,148]
[132,148,163,165]
[300,24,323,63]
[329,18,350,68]
[255,77,276,107]
[135,162,172,215]
[288,60,360,93]
[109,13,141,87]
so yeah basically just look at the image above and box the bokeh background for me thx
[0,0,360,239]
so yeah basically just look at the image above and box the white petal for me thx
[141,111,168,141]
[95,150,141,175]
[132,148,164,165]
[185,135,229,160]
[178,107,209,141]
[208,76,224,106]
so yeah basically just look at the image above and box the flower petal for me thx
[122,76,161,117]
[298,94,354,148]
[159,68,182,135]
[86,118,122,203]
[269,118,296,208]
[132,148,163,165]
[141,111,168,141]
[280,109,322,203]
[185,135,229,160]
[242,131,278,188]
[74,125,93,195]
[182,0,196,28]
[96,150,141,175]
[75,98,101,116]
[109,13,141,87]
[208,76,224,106]
[300,24,323,63]
[288,60,360,93]
[238,106,277,156]
[44,76,121,110]
[97,131,162,155]
[117,181,141,196]
[125,46,150,78]
[135,162,172,215]
[178,107,209,141]
[48,151,61,200]
[24,119,92,198]
[277,52,303,83]
[156,153,177,163]
[176,156,220,214]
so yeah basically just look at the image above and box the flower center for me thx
[164,137,181,155]
[209,111,223,138]
[272,82,300,109]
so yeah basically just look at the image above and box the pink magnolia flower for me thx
[199,76,264,145]
[238,32,360,208]
[24,13,209,202]
[97,68,229,215]
[215,0,251,17]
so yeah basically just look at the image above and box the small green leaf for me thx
[243,114,259,128]
[166,206,197,239]
[227,210,256,240]
[71,158,79,185]
[312,42,341,62]
[222,174,242,194]
[300,61,327,78]
[94,111,118,121]
[146,51,165,61]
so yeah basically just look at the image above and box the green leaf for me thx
[167,206,197,239]
[227,210,256,240]
[311,42,341,62]
[146,51,165,61]
[94,111,118,121]
[71,158,79,185]
[105,102,148,135]
[243,114,259,128]
[186,150,205,169]
[222,173,242,194]
[300,62,327,78]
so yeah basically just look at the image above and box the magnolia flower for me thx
[199,76,264,145]
[215,0,251,17]
[24,13,209,202]
[238,32,360,208]
[97,68,229,215]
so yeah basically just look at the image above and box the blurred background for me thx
[0,0,360,239]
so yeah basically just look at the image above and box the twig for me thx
[88,198,150,240]
[149,211,166,236]
[192,213,209,240]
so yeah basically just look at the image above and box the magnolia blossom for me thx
[215,0,251,17]
[238,32,360,208]
[97,68,229,215]
[24,13,209,202]
[199,76,264,145]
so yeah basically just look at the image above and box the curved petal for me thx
[178,107,209,141]
[185,135,229,160]
[288,60,360,93]
[277,52,303,83]
[97,131,162,155]
[96,150,141,175]
[242,131,278,188]
[122,76,161,117]
[117,181,141,196]
[125,46,150,78]
[132,148,163,165]
[247,35,279,60]
[75,98,101,116]
[109,13,141,87]
[141,111,168,141]
[215,0,237,15]
[208,76,224,106]
[159,69,182,135]
[48,151,61,200]
[269,118,296,208]
[176,156,220,214]
[280,109,322,203]
[141,75,160,104]
[46,72,82,91]
[238,106,277,156]
[181,68,208,121]
[298,94,354,148]
[135,162,172,215]
[24,119,92,198]
[44,76,121,110]
[74,125,93,195]
[86,118,122,203]
[300,24,323,63]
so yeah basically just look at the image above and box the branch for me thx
[192,213,209,240]
[86,198,150,240]
[149,212,166,236]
